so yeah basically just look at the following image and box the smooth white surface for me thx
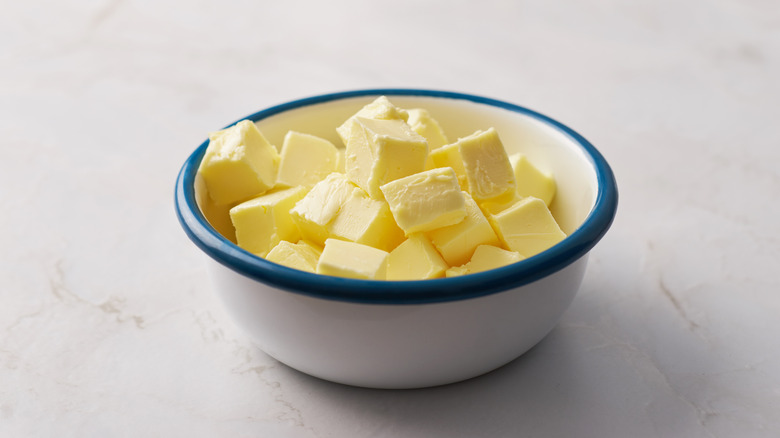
[2,0,779,436]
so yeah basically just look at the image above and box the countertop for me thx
[2,1,779,436]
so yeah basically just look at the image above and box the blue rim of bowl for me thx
[175,88,618,304]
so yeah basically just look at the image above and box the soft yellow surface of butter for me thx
[509,153,556,206]
[194,172,237,243]
[380,167,467,234]
[327,188,405,252]
[457,128,515,202]
[276,131,339,188]
[386,234,449,280]
[266,240,322,273]
[317,238,389,280]
[429,143,469,189]
[230,185,308,257]
[199,120,280,205]
[484,196,566,257]
[445,244,524,277]
[336,96,409,146]
[289,173,356,246]
[427,192,499,266]
[344,117,428,199]
[407,108,449,150]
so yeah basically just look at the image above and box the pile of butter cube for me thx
[196,97,565,280]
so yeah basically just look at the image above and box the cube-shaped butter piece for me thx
[327,188,405,252]
[427,192,499,266]
[198,120,280,205]
[336,96,409,146]
[429,143,468,189]
[380,167,467,235]
[509,153,556,206]
[484,196,566,257]
[457,128,515,202]
[194,172,237,243]
[387,234,449,280]
[266,240,322,273]
[229,186,308,257]
[445,245,523,277]
[466,245,524,273]
[290,173,356,246]
[344,117,428,199]
[317,238,389,280]
[407,108,449,150]
[276,131,339,188]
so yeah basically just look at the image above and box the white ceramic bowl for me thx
[175,89,618,389]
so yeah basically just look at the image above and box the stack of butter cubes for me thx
[196,97,565,280]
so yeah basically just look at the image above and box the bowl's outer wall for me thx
[207,254,588,389]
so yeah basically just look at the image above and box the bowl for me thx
[174,89,618,389]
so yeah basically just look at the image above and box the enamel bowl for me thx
[175,89,618,389]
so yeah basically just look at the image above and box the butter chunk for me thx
[457,128,515,202]
[230,186,308,257]
[445,245,524,277]
[199,120,279,205]
[266,240,322,273]
[407,109,449,150]
[387,234,449,280]
[290,173,356,246]
[484,196,566,257]
[336,96,409,146]
[509,153,556,206]
[194,172,237,243]
[344,117,428,199]
[276,131,339,188]
[427,192,499,266]
[317,238,389,280]
[429,143,468,189]
[327,188,405,252]
[380,167,466,235]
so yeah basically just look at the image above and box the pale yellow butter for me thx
[445,245,524,277]
[429,143,469,190]
[327,188,405,252]
[427,192,499,266]
[386,234,449,280]
[276,131,339,188]
[380,167,467,235]
[344,117,428,199]
[336,96,409,146]
[229,185,308,257]
[509,153,556,206]
[407,108,449,150]
[483,196,566,257]
[266,240,322,273]
[457,128,515,202]
[289,173,356,246]
[199,120,280,205]
[317,238,389,280]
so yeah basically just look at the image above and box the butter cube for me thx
[230,186,308,257]
[429,143,468,189]
[266,240,322,273]
[407,108,449,150]
[276,131,339,188]
[380,167,467,235]
[290,173,356,246]
[427,192,499,266]
[198,120,280,205]
[483,196,566,257]
[445,245,524,277]
[344,117,429,199]
[509,153,556,206]
[317,238,389,280]
[194,172,237,243]
[387,234,449,280]
[457,128,515,202]
[336,96,409,146]
[327,188,405,252]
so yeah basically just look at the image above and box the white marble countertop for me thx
[2,0,779,436]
